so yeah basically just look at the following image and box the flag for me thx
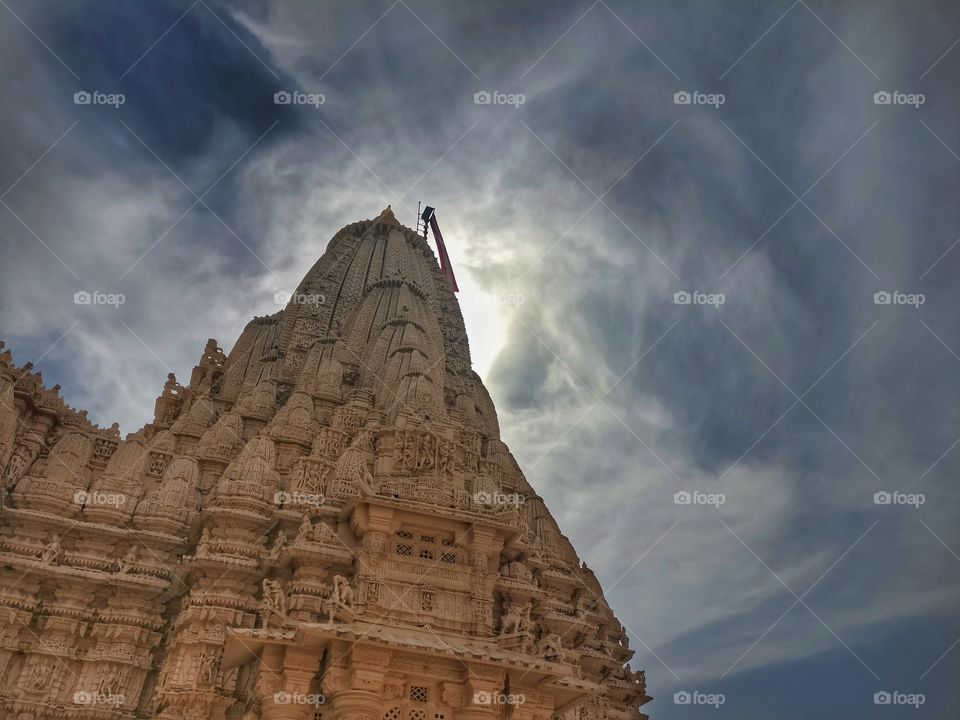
[428,213,459,292]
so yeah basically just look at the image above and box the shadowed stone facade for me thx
[0,207,650,720]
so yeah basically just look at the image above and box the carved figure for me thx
[268,530,287,561]
[40,535,62,564]
[196,527,212,557]
[259,579,286,628]
[331,575,353,608]
[500,601,531,635]
[117,546,138,573]
[539,632,564,661]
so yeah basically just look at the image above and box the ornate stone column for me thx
[261,646,320,720]
[453,708,497,720]
[330,689,381,720]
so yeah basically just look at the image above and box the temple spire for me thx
[376,204,398,225]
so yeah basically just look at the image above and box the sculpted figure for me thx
[266,579,285,610]
[198,650,219,683]
[195,527,212,557]
[539,632,564,661]
[40,535,62,564]
[296,513,313,542]
[268,530,287,561]
[332,575,353,608]
[259,578,286,628]
[500,600,531,635]
[117,546,138,574]
[27,658,50,689]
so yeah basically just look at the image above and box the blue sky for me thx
[1,1,959,717]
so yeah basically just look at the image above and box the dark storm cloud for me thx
[1,1,959,718]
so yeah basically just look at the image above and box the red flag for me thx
[428,214,459,292]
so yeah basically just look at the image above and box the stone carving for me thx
[198,648,221,684]
[324,575,355,623]
[538,632,564,661]
[40,535,62,564]
[196,527,212,557]
[196,412,244,460]
[392,429,453,476]
[117,546,138,574]
[500,600,532,635]
[332,575,353,607]
[259,579,286,628]
[134,457,199,532]
[267,530,287,561]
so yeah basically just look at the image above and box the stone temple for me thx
[0,207,650,720]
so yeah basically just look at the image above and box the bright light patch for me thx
[456,271,507,382]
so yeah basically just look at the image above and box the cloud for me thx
[2,2,959,717]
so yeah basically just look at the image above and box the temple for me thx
[0,207,651,720]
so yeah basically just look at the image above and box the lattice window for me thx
[420,535,435,543]
[441,538,454,546]
[396,544,413,556]
[434,715,444,720]
[440,552,456,564]
[384,708,401,720]
[419,549,434,560]
[410,686,428,703]
[94,439,117,460]
[410,711,426,720]
[397,530,414,539]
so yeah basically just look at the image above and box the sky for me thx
[1,1,959,717]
